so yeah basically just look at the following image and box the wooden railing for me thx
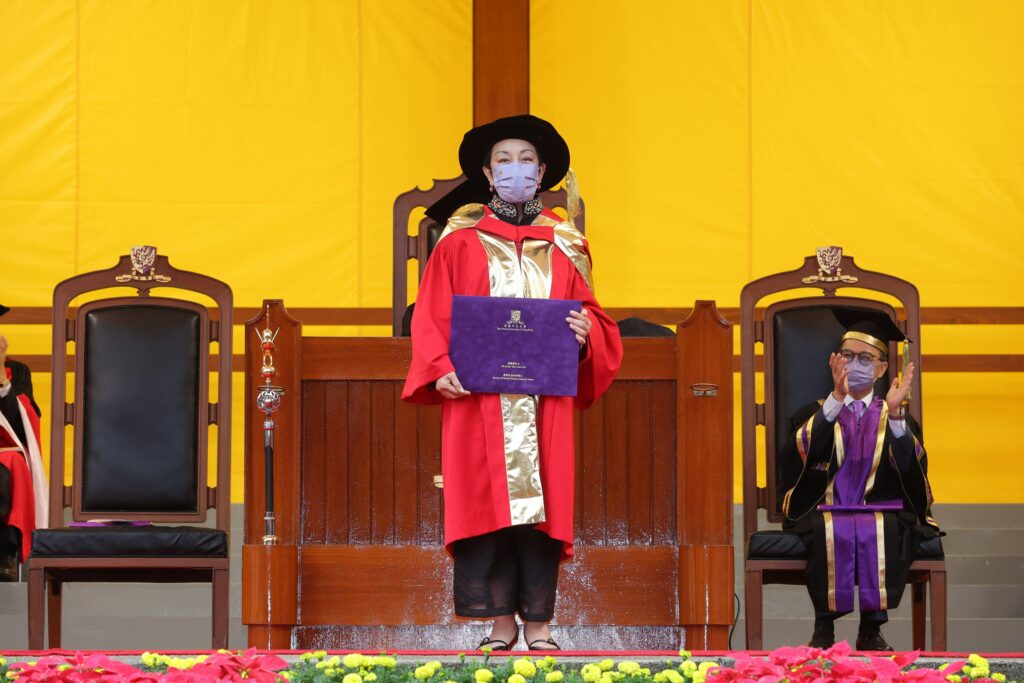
[7,306,1024,373]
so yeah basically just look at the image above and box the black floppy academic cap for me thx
[425,114,571,225]
[833,307,909,355]
[424,180,491,225]
[617,316,674,338]
[0,304,9,317]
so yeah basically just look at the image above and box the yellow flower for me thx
[314,651,328,659]
[509,674,528,683]
[946,676,961,683]
[967,655,987,667]
[692,674,706,683]
[599,660,615,672]
[514,659,538,678]
[343,673,363,683]
[343,654,365,669]
[581,664,602,683]
[281,673,291,681]
[416,665,436,679]
[539,656,559,672]
[141,652,158,667]
[427,661,443,674]
[618,662,641,675]
[364,673,378,682]
[0,658,5,667]
[680,661,697,674]
[663,670,684,683]
[546,672,564,683]
[475,669,495,683]
[992,674,1006,682]
[373,657,398,669]
[325,668,340,679]
[6,672,18,680]
[678,651,691,660]
[697,663,717,675]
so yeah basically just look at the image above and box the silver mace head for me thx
[256,386,285,415]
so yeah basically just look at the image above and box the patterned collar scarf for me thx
[488,194,544,226]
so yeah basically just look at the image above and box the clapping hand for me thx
[829,352,849,400]
[435,371,470,399]
[886,361,914,415]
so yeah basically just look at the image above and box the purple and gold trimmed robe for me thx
[778,397,938,615]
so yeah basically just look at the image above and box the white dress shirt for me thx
[821,390,907,438]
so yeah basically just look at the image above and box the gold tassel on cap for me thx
[566,167,582,229]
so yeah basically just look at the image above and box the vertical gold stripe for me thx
[530,214,594,292]
[832,419,845,470]
[824,511,837,612]
[500,393,546,525]
[520,238,555,299]
[476,229,548,526]
[477,231,523,297]
[796,414,814,462]
[864,401,889,497]
[875,511,888,610]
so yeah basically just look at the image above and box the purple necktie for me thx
[849,401,865,423]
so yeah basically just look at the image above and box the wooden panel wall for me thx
[301,382,442,546]
[244,301,734,650]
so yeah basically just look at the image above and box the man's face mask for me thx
[844,358,879,391]
[491,162,540,204]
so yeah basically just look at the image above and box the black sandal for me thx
[478,630,519,651]
[527,637,561,651]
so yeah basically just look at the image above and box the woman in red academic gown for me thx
[403,115,622,651]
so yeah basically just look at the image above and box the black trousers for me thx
[450,524,562,621]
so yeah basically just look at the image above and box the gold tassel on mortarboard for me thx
[566,167,582,230]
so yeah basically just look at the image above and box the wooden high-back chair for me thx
[392,175,584,335]
[739,249,946,650]
[27,248,232,649]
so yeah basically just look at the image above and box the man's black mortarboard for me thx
[425,114,570,225]
[0,304,8,317]
[833,307,909,355]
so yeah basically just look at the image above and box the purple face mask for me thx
[845,361,877,392]
[491,162,540,204]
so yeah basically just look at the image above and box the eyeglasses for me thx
[840,350,883,367]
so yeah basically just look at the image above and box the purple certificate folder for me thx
[449,295,581,396]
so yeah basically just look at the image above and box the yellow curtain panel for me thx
[3,1,1022,503]
[532,0,1024,503]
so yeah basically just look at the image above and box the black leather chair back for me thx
[78,302,206,515]
[765,300,898,510]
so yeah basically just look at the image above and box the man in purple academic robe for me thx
[778,308,939,651]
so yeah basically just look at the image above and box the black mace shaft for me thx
[264,438,274,515]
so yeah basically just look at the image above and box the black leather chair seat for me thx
[747,530,808,559]
[31,526,227,558]
[748,529,945,561]
[915,534,945,559]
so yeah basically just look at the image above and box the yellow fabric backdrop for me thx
[2,1,1021,505]
[1,0,473,501]
[532,0,1024,503]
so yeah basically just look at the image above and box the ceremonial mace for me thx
[255,319,285,545]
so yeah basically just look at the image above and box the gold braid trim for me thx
[842,331,888,355]
[435,204,486,244]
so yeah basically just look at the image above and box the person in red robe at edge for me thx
[403,115,623,652]
[0,304,46,581]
